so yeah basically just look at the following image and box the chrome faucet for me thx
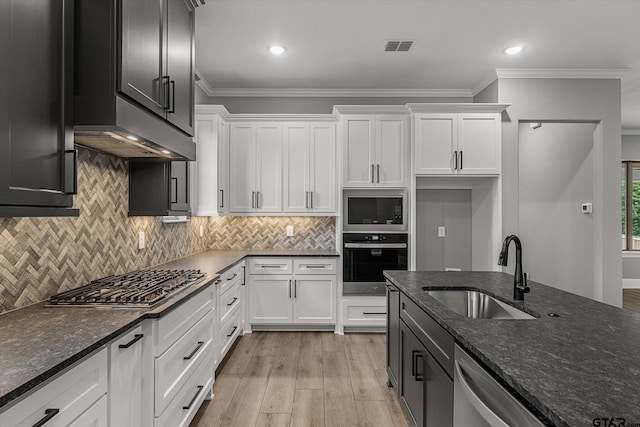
[498,235,531,301]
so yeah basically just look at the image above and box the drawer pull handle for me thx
[118,334,144,349]
[227,326,238,337]
[260,265,283,269]
[184,341,205,360]
[363,311,386,315]
[305,265,326,269]
[182,385,204,410]
[32,408,59,427]
[214,279,222,285]
[227,273,238,280]
[226,297,238,306]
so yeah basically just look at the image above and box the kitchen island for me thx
[384,270,640,427]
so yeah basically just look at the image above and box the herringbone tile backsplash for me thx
[0,148,336,313]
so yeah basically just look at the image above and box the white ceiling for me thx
[195,0,640,129]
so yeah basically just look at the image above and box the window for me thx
[622,161,640,250]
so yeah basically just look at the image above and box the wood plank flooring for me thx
[623,289,640,313]
[190,332,410,427]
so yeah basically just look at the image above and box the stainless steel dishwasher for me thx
[453,345,546,427]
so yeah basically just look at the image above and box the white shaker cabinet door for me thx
[375,115,408,186]
[343,116,375,187]
[250,275,293,323]
[293,275,336,324]
[457,113,501,175]
[309,123,336,212]
[283,123,310,213]
[414,114,457,175]
[229,123,256,212]
[256,123,282,212]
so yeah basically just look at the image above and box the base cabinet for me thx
[386,284,400,389]
[109,326,144,427]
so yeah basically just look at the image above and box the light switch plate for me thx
[199,225,204,238]
[138,231,145,250]
[286,225,294,237]
[438,226,446,237]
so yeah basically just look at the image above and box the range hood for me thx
[74,96,194,160]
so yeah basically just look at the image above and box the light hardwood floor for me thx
[190,332,410,427]
[623,289,640,313]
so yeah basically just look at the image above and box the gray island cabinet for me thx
[384,270,640,427]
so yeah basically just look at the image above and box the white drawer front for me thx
[219,309,242,360]
[154,347,213,427]
[155,286,214,356]
[218,263,244,295]
[293,258,337,275]
[249,258,292,275]
[68,395,107,427]
[343,302,387,326]
[0,348,107,427]
[155,312,213,417]
[219,280,242,324]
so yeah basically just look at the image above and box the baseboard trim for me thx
[622,278,640,289]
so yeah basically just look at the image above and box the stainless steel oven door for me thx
[343,241,408,295]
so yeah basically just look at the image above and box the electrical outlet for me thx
[286,225,294,237]
[438,226,446,237]
[138,231,145,250]
[199,225,204,238]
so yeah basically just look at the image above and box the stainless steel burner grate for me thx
[49,269,206,307]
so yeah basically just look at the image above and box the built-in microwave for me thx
[343,190,407,232]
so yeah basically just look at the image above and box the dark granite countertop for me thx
[0,248,338,410]
[384,271,640,427]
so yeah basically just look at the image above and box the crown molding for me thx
[471,71,499,97]
[199,87,472,98]
[225,113,337,122]
[407,103,510,114]
[194,68,216,96]
[622,129,640,136]
[332,105,410,115]
[195,104,231,120]
[495,68,630,79]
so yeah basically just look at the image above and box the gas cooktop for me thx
[48,268,207,308]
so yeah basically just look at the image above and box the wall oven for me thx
[343,190,407,232]
[343,233,408,296]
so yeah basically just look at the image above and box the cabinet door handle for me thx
[214,279,222,285]
[32,408,59,427]
[241,266,246,285]
[453,150,458,170]
[415,353,424,381]
[294,279,297,298]
[182,385,204,410]
[168,80,176,114]
[412,351,424,381]
[251,191,255,208]
[162,75,171,109]
[459,150,463,170]
[184,341,204,360]
[226,297,238,306]
[118,333,144,349]
[289,279,292,298]
[171,177,178,204]
[371,164,375,183]
[256,191,261,209]
[376,164,380,183]
[305,191,309,208]
[219,189,224,208]
[310,192,313,209]
[64,150,78,195]
[226,326,238,337]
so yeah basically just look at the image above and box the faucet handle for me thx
[521,273,531,294]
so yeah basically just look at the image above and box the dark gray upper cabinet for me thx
[0,0,78,217]
[74,0,196,160]
[128,160,190,216]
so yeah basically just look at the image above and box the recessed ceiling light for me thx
[504,45,524,55]
[161,150,171,154]
[269,45,286,56]
[126,135,139,141]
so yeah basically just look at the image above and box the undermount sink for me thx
[422,289,536,320]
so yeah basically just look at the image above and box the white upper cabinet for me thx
[414,112,501,175]
[342,114,408,188]
[283,123,337,213]
[193,107,229,215]
[229,123,282,213]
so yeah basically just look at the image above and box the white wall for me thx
[498,78,622,306]
[518,122,595,298]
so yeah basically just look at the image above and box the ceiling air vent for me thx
[384,40,413,52]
